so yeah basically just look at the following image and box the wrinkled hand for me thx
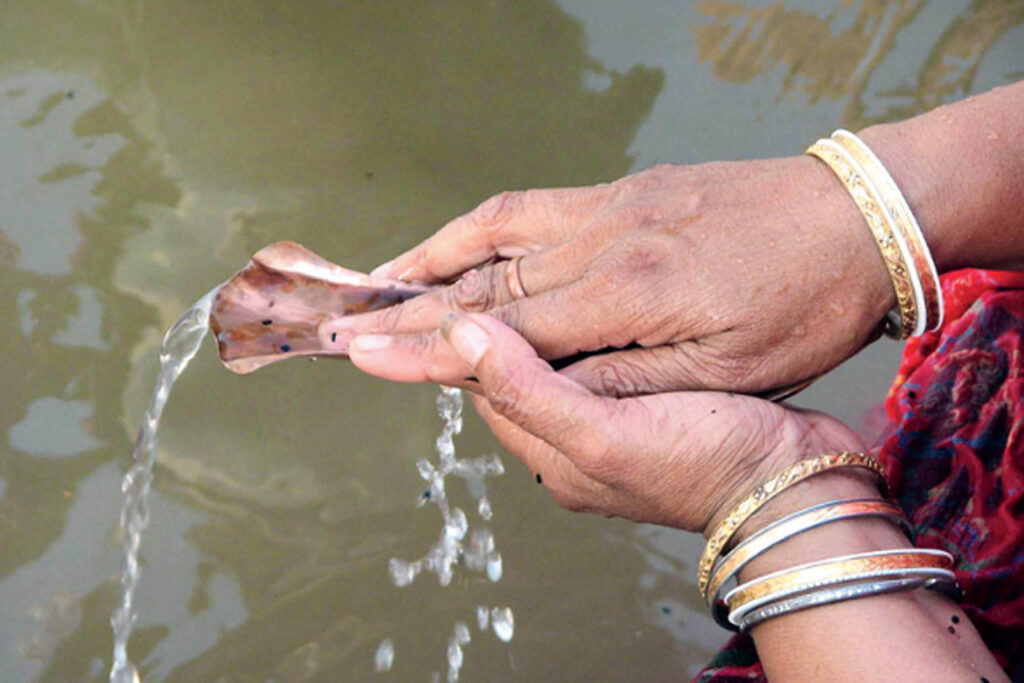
[329,157,895,397]
[437,313,864,532]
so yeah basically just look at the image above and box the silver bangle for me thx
[728,565,956,628]
[738,577,925,630]
[708,498,912,629]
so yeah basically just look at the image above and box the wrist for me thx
[859,82,1024,273]
[701,412,868,539]
[734,473,905,584]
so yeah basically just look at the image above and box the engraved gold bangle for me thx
[831,129,943,334]
[724,548,955,628]
[806,138,917,339]
[697,453,887,600]
[706,498,909,610]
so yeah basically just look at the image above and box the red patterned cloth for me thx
[695,269,1024,682]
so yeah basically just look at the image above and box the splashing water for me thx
[109,290,217,683]
[374,638,395,672]
[386,387,505,588]
[380,387,513,680]
[106,297,510,681]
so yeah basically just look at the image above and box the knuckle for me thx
[585,238,668,302]
[493,303,523,334]
[588,359,649,398]
[470,191,523,233]
[408,331,439,359]
[617,239,667,274]
[375,301,407,333]
[448,269,496,312]
[608,203,653,230]
[485,364,533,420]
[618,164,678,193]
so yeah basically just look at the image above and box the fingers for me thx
[559,345,708,397]
[346,279,620,385]
[470,396,614,513]
[373,186,616,282]
[319,246,587,345]
[439,313,626,467]
[348,330,473,383]
[559,342,811,398]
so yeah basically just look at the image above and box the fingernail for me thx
[349,334,391,353]
[441,314,491,366]
[369,260,395,279]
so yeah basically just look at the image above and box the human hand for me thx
[327,156,896,397]
[435,312,867,533]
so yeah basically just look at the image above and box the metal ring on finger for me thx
[506,256,528,300]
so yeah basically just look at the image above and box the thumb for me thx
[440,313,620,464]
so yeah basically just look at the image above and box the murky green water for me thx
[1,1,1021,680]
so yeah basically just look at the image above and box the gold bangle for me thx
[705,498,908,608]
[697,452,886,600]
[724,549,955,627]
[806,138,917,339]
[831,129,943,334]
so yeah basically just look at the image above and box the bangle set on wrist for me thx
[691,131,955,630]
[696,452,887,599]
[698,453,960,632]
[806,129,943,339]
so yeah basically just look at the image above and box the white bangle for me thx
[831,128,944,334]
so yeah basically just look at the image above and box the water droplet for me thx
[454,621,471,645]
[417,459,435,481]
[491,607,514,642]
[476,605,489,631]
[388,558,416,587]
[478,496,492,520]
[446,640,463,671]
[446,508,468,541]
[374,638,395,672]
[486,552,503,582]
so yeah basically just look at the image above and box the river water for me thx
[1,1,1021,680]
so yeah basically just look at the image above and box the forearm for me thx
[737,474,1007,682]
[860,80,1024,272]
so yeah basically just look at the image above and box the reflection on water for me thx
[693,0,1024,128]
[0,0,1020,680]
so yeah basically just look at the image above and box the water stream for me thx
[108,290,218,683]
[108,306,512,682]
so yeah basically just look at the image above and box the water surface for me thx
[1,1,1021,680]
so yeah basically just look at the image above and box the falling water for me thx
[387,388,506,588]
[105,298,510,681]
[380,387,513,682]
[109,290,217,683]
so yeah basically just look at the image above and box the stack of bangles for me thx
[806,129,943,339]
[697,453,960,631]
[694,131,956,630]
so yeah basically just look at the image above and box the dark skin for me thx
[344,82,1024,681]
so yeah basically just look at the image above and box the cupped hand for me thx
[436,312,864,533]
[329,157,896,397]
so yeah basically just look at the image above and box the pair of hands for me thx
[339,157,885,534]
